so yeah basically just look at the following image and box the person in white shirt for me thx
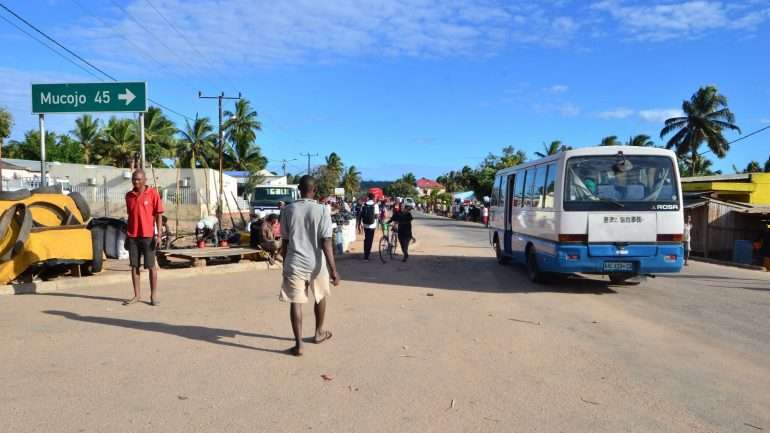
[357,192,380,261]
[683,214,693,266]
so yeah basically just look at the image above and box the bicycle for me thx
[378,223,399,263]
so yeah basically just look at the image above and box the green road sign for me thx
[31,82,147,114]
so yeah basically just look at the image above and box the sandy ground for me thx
[1,214,768,433]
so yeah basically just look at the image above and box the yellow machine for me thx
[0,189,99,284]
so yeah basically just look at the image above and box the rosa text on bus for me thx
[488,146,684,284]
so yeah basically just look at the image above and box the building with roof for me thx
[415,177,445,197]
[224,169,287,196]
[682,173,770,205]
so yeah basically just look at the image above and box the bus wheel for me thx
[526,248,545,283]
[494,238,508,264]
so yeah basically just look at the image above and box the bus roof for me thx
[495,146,677,176]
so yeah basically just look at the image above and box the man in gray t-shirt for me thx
[279,176,340,356]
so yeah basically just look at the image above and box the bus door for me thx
[504,174,515,252]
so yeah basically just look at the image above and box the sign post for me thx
[31,82,147,184]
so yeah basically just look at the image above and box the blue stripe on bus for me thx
[501,232,683,274]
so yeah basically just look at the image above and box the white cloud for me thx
[65,0,587,72]
[549,84,569,94]
[639,108,684,123]
[598,107,634,119]
[558,102,581,117]
[591,0,770,41]
[761,118,770,124]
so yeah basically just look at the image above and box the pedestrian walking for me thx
[358,192,379,261]
[683,214,693,266]
[123,169,164,306]
[279,176,340,356]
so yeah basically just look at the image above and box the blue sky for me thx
[1,0,769,180]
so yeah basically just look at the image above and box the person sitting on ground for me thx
[261,213,281,265]
[249,211,264,249]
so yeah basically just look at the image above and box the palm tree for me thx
[325,152,343,177]
[745,161,762,173]
[626,134,655,147]
[341,165,361,200]
[71,114,101,164]
[599,135,622,146]
[400,172,416,185]
[680,153,718,177]
[178,116,216,169]
[223,99,265,171]
[660,85,741,175]
[99,117,137,167]
[535,140,568,157]
[143,107,177,165]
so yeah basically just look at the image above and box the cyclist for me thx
[388,204,414,262]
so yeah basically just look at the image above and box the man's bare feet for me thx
[122,296,141,306]
[289,345,303,356]
[313,330,333,344]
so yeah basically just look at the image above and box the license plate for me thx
[603,262,634,272]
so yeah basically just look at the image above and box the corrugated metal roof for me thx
[681,173,751,183]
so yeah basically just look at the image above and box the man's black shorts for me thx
[126,237,157,269]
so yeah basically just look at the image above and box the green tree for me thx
[97,117,137,167]
[599,135,622,146]
[745,160,762,173]
[317,152,344,197]
[679,153,719,177]
[223,99,266,172]
[765,156,770,173]
[626,134,655,147]
[71,114,101,164]
[660,85,740,175]
[143,107,177,167]
[535,140,569,157]
[0,107,12,152]
[384,180,416,198]
[50,135,85,163]
[178,116,216,169]
[400,172,416,185]
[6,130,56,160]
[341,165,361,200]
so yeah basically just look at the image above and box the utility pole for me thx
[198,90,241,229]
[300,152,318,176]
[278,158,298,176]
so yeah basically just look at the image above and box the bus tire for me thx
[526,247,546,284]
[494,236,508,264]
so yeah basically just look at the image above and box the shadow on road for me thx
[27,292,125,302]
[340,254,617,295]
[43,310,293,354]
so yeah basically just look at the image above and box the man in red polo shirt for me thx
[124,169,164,306]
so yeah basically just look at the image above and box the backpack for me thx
[361,204,376,225]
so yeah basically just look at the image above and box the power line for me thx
[0,12,104,81]
[0,2,118,80]
[299,152,319,175]
[698,125,770,156]
[0,2,194,121]
[143,0,238,91]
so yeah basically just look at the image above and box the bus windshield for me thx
[564,155,679,211]
[251,187,295,203]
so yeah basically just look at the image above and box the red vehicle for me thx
[368,187,384,201]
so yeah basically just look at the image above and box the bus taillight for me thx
[558,234,588,243]
[657,234,683,242]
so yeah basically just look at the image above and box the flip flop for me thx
[122,297,141,306]
[313,331,333,344]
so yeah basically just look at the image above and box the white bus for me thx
[488,146,684,283]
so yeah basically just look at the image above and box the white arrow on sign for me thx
[118,88,136,105]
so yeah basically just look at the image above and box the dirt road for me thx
[1,214,768,433]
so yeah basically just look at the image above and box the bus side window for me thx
[543,164,557,208]
[513,171,525,207]
[531,167,546,208]
[523,168,536,207]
